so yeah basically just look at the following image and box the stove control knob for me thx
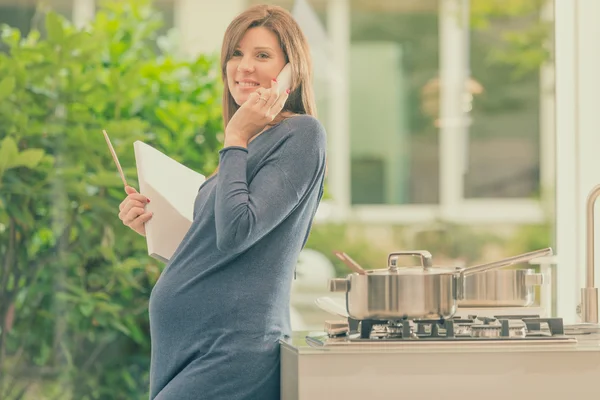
[325,320,349,337]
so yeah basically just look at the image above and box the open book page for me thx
[133,141,206,262]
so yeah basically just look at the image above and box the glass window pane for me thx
[350,1,440,205]
[465,3,551,199]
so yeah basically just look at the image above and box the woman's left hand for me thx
[224,80,290,147]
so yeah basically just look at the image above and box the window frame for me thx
[321,0,550,226]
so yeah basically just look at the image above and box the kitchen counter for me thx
[280,330,600,400]
[282,329,600,354]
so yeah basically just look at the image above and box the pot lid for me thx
[382,250,457,275]
[340,247,553,278]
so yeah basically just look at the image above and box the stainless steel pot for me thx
[328,247,553,321]
[459,269,544,307]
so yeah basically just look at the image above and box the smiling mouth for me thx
[237,82,260,87]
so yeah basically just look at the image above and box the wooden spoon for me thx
[333,251,367,275]
[102,129,128,188]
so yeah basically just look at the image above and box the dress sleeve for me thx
[214,119,326,254]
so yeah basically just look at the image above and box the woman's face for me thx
[226,27,287,106]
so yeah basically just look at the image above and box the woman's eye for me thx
[232,50,242,57]
[257,53,270,59]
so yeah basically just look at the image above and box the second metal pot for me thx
[329,247,553,321]
[458,269,544,307]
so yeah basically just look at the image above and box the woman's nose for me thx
[237,56,255,72]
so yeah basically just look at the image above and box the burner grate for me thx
[353,316,566,340]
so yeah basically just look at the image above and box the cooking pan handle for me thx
[388,251,433,271]
[458,248,553,279]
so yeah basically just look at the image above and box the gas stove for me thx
[306,315,577,347]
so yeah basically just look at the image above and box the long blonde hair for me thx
[220,4,317,127]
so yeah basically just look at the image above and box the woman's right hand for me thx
[118,186,152,236]
[224,80,289,147]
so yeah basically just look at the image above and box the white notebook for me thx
[133,141,206,262]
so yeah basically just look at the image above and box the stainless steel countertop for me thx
[280,328,600,355]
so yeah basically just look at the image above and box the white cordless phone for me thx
[275,63,292,95]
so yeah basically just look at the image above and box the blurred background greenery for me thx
[0,1,224,398]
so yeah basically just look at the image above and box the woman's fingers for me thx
[119,193,149,211]
[118,199,146,219]
[119,198,147,225]
[130,211,153,233]
[255,89,273,112]
[120,186,140,211]
[117,186,152,236]
[267,89,290,120]
[248,91,263,106]
[261,81,280,111]
[123,206,147,226]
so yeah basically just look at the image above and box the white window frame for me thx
[319,0,550,225]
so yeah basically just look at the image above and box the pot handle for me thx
[388,250,433,271]
[329,278,350,292]
[458,248,553,279]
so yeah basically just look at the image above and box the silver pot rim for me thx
[339,248,553,279]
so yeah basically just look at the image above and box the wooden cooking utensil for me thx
[102,129,128,187]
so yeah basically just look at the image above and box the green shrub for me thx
[0,1,223,398]
[305,224,397,276]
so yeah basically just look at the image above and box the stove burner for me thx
[471,324,502,338]
[350,316,566,340]
[313,314,576,348]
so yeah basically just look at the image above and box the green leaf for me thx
[121,370,136,390]
[0,136,18,176]
[126,320,146,344]
[79,303,94,317]
[11,148,45,169]
[0,75,16,101]
[45,12,64,43]
[111,320,131,336]
[25,28,40,46]
[34,343,51,366]
[88,171,123,187]
[0,24,21,48]
[155,107,180,133]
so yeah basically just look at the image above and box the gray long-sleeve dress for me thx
[148,114,327,399]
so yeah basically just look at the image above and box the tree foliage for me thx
[470,0,552,77]
[0,1,223,398]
